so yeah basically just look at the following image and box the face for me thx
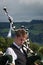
[16,35,27,46]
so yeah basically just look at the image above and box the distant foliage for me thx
[38,47,43,55]
[0,37,13,52]
[30,41,40,53]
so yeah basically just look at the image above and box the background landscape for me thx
[0,20,43,44]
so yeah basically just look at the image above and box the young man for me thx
[5,29,28,65]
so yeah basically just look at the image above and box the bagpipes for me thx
[22,39,41,65]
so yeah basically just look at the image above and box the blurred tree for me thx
[0,37,6,51]
[38,47,43,55]
[0,37,13,52]
[30,42,40,53]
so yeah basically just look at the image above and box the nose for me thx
[21,39,25,44]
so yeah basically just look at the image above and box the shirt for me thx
[5,42,24,65]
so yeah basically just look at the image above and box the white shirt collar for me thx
[13,42,24,53]
[13,42,20,49]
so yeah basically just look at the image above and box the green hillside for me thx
[0,20,43,44]
[13,20,43,44]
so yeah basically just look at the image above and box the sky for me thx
[0,0,43,22]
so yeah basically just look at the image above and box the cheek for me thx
[20,42,24,45]
[17,38,22,44]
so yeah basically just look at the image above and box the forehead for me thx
[19,34,27,40]
[17,36,26,42]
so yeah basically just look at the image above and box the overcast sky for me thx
[0,0,43,22]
